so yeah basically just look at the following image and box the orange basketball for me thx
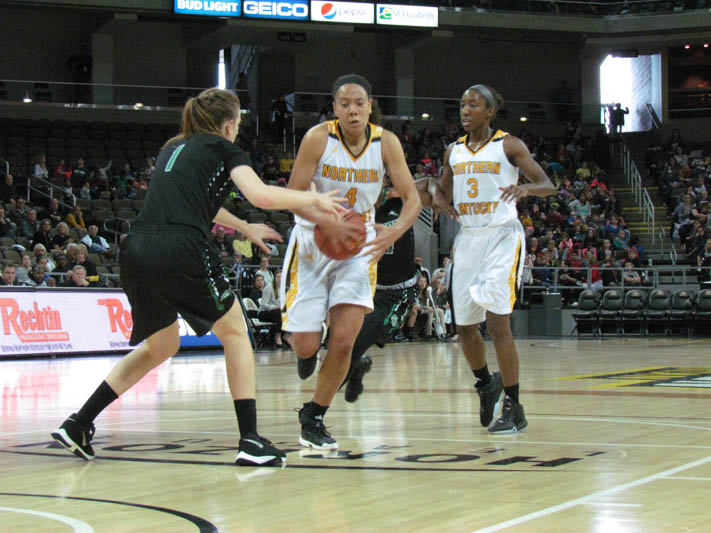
[314,209,367,260]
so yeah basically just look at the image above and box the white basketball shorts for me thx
[280,224,377,332]
[452,219,525,325]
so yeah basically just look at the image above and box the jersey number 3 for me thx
[467,178,479,198]
[345,187,358,208]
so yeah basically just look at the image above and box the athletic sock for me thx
[306,401,328,418]
[76,380,118,426]
[234,399,257,438]
[473,365,491,385]
[504,384,520,404]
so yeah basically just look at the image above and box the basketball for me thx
[314,209,367,260]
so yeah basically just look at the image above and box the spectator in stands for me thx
[61,176,74,203]
[46,197,64,227]
[53,252,70,277]
[0,263,19,286]
[557,259,584,305]
[50,222,72,251]
[141,157,155,180]
[212,226,230,258]
[262,155,280,183]
[114,163,134,197]
[622,262,641,286]
[255,254,273,286]
[611,103,629,137]
[532,254,554,288]
[673,145,688,167]
[0,173,16,205]
[33,154,49,179]
[414,256,431,284]
[36,255,53,274]
[544,239,559,263]
[80,181,92,200]
[72,158,88,190]
[667,129,683,153]
[415,127,438,160]
[598,238,615,260]
[60,264,93,287]
[25,265,48,287]
[258,269,283,348]
[32,219,52,250]
[71,244,98,278]
[53,159,72,183]
[10,197,29,225]
[81,224,111,257]
[233,231,254,263]
[227,250,245,287]
[697,238,711,283]
[601,255,620,286]
[684,221,707,263]
[613,228,630,250]
[65,206,86,230]
[413,276,439,339]
[17,209,39,240]
[248,273,265,304]
[15,253,33,284]
[279,151,294,182]
[247,138,265,176]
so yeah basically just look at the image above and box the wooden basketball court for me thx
[2,337,711,532]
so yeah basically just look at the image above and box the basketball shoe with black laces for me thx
[344,355,372,403]
[235,433,286,466]
[298,405,338,450]
[50,414,96,460]
[488,396,528,433]
[475,371,503,427]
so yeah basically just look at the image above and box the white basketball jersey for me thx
[296,120,385,229]
[450,130,519,229]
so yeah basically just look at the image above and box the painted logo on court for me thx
[563,367,711,389]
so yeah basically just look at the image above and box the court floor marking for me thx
[664,476,711,481]
[470,454,711,533]
[0,506,93,533]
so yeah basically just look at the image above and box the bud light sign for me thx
[175,0,242,16]
[243,0,309,19]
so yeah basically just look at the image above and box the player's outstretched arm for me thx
[213,208,281,256]
[230,160,346,216]
[500,135,556,202]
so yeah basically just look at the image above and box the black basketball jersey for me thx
[135,133,250,236]
[375,196,417,286]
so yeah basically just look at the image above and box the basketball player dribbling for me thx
[281,74,421,449]
[426,84,554,432]
[50,88,346,466]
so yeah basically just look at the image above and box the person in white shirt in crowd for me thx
[81,224,112,257]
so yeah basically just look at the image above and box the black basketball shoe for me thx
[298,405,338,450]
[50,414,96,460]
[345,356,372,403]
[475,371,503,427]
[236,433,286,466]
[488,397,528,433]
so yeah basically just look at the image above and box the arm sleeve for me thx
[222,141,252,173]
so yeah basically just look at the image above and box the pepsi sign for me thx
[243,0,309,19]
[310,1,374,23]
[174,0,241,16]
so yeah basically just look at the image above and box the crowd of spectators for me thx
[430,0,706,16]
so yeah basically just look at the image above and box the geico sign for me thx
[243,0,308,17]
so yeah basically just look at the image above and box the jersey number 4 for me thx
[345,187,358,208]
[467,178,479,198]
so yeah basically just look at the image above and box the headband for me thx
[332,75,371,97]
[468,84,496,109]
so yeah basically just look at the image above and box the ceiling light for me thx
[520,116,528,122]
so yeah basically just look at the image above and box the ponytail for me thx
[164,88,240,148]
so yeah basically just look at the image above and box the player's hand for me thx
[499,184,528,202]
[319,211,367,255]
[364,223,399,263]
[310,184,348,218]
[432,189,458,220]
[245,223,282,255]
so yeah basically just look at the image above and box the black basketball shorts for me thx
[119,226,235,345]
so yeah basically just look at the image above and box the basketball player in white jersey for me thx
[426,84,554,433]
[282,74,420,449]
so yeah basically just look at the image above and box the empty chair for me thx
[598,289,623,336]
[92,199,112,211]
[572,290,600,336]
[669,289,694,335]
[248,212,268,223]
[693,289,711,335]
[621,289,647,335]
[645,289,671,336]
[270,211,291,225]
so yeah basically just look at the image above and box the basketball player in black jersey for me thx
[50,88,345,467]
[342,178,439,402]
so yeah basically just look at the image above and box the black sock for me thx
[305,401,328,418]
[76,381,118,426]
[234,399,257,438]
[473,365,491,385]
[504,384,520,404]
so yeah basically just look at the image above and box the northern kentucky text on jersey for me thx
[457,201,500,215]
[321,164,380,183]
[452,160,501,176]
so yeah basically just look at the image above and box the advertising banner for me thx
[310,1,374,23]
[0,290,221,357]
[174,0,242,16]
[376,4,438,27]
[242,0,309,19]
